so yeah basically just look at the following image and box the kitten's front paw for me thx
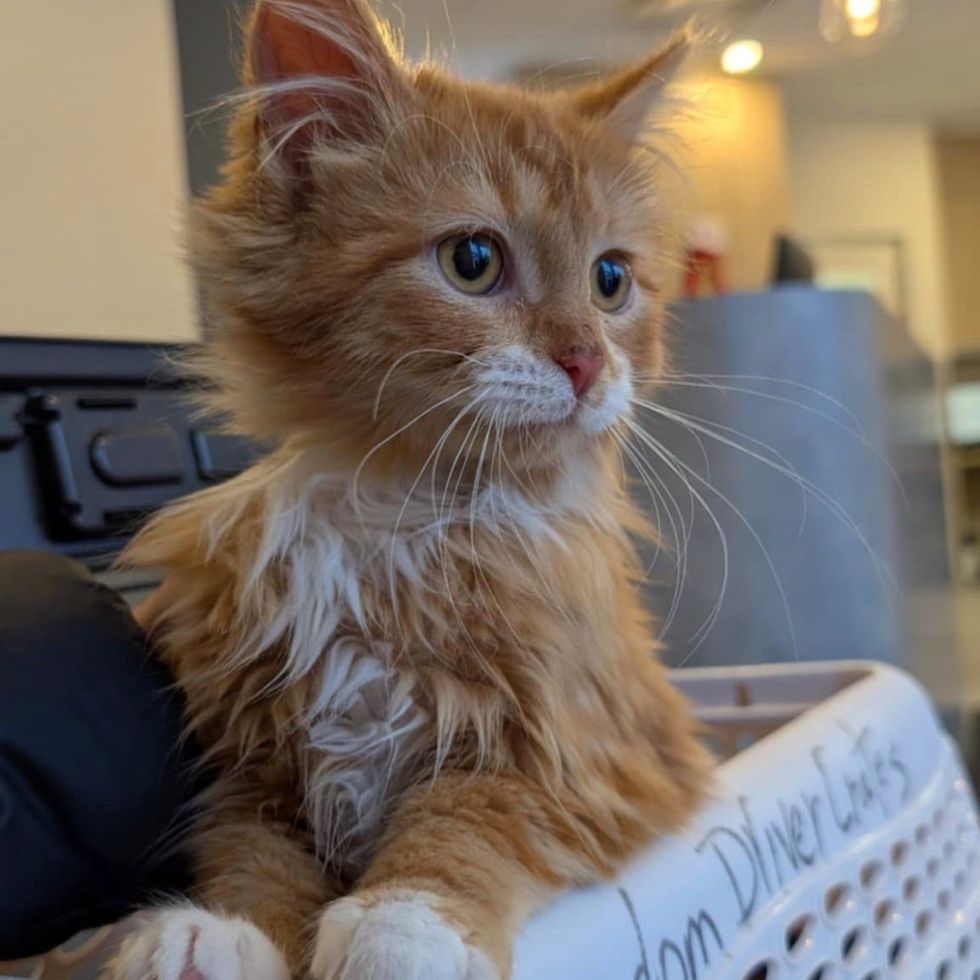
[105,906,289,980]
[311,889,498,980]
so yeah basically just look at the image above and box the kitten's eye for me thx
[437,234,503,295]
[590,253,633,312]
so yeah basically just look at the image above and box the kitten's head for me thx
[194,0,687,483]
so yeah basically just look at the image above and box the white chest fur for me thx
[303,637,429,871]
[199,452,604,869]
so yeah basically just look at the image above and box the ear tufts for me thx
[572,23,694,143]
[244,0,409,167]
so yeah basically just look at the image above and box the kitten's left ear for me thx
[571,28,691,142]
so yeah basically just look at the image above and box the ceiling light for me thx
[820,0,906,42]
[846,0,881,36]
[846,0,880,16]
[721,39,763,75]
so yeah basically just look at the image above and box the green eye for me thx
[437,234,503,295]
[591,252,633,312]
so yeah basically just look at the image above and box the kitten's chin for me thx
[576,374,633,437]
[518,396,628,441]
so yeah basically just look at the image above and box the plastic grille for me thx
[734,774,980,978]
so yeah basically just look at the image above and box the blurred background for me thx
[1,0,978,772]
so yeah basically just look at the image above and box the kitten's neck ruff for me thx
[278,436,620,537]
[168,437,627,678]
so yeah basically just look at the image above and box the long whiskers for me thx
[652,371,870,439]
[385,391,485,620]
[648,374,907,505]
[623,380,902,665]
[627,415,803,663]
[639,397,811,533]
[372,348,488,421]
[613,431,691,637]
[622,417,731,656]
[351,384,477,517]
[634,398,897,594]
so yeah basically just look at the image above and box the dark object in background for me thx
[0,336,257,597]
[772,234,816,284]
[0,551,198,959]
[0,339,237,957]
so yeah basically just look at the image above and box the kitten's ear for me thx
[245,0,409,157]
[571,29,691,142]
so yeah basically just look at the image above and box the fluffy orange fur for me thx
[111,2,711,977]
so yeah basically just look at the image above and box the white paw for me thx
[107,906,290,980]
[311,890,497,980]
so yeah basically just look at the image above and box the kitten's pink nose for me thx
[555,347,605,399]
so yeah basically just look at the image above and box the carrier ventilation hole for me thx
[860,861,884,891]
[903,876,921,903]
[841,927,867,963]
[742,960,777,980]
[891,840,910,867]
[936,961,953,980]
[938,889,951,913]
[825,883,852,919]
[786,915,815,956]
[960,936,973,961]
[927,857,941,879]
[916,910,933,938]
[916,824,930,846]
[888,936,910,967]
[807,966,836,980]
[874,900,895,931]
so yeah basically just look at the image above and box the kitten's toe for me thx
[311,889,497,980]
[105,906,289,980]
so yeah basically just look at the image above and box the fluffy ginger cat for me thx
[109,1,711,977]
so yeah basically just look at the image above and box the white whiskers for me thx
[622,381,901,666]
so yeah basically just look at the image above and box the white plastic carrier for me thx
[513,662,980,980]
[3,661,978,980]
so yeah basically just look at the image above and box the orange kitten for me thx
[110,2,711,977]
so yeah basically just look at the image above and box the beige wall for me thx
[786,118,949,358]
[936,136,980,355]
[670,75,791,295]
[0,1,197,342]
